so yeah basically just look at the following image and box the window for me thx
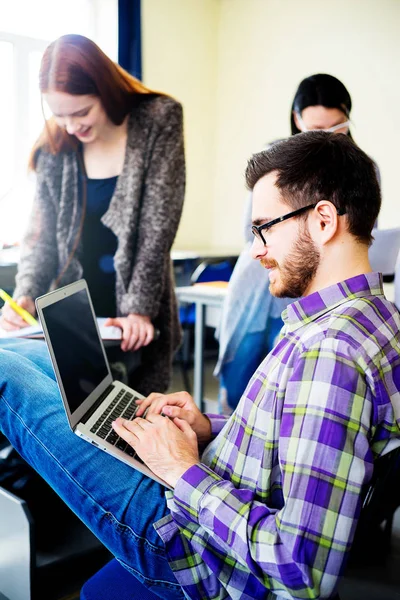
[0,0,117,245]
[0,40,14,207]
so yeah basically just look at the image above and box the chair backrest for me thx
[179,259,235,328]
[349,446,400,565]
[395,255,400,311]
[369,228,400,277]
[361,446,400,520]
[190,259,235,285]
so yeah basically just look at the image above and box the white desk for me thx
[175,285,228,410]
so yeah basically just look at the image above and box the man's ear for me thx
[312,201,340,244]
[293,111,301,130]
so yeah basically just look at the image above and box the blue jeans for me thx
[219,316,283,412]
[0,339,184,599]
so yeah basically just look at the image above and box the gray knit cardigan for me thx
[14,95,185,394]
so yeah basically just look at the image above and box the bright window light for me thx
[0,0,117,245]
[0,0,95,40]
[0,41,14,206]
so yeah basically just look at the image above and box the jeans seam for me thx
[104,512,166,555]
[1,395,164,555]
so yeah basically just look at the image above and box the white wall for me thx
[143,0,400,250]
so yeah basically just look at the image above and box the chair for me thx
[347,445,400,567]
[177,258,235,393]
[79,446,400,599]
[0,485,32,600]
[80,558,158,600]
[0,476,109,600]
[369,227,400,281]
[395,255,400,311]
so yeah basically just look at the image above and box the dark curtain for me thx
[118,0,142,80]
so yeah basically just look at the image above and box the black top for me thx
[79,174,119,317]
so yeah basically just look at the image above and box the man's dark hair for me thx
[245,131,380,245]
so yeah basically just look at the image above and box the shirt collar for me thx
[282,272,385,329]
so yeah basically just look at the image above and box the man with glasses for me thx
[1,131,399,600]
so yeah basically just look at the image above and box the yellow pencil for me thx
[0,288,38,326]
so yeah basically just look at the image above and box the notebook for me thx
[36,279,171,489]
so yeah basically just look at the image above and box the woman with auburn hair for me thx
[0,34,185,394]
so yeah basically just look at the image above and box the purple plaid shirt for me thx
[155,273,400,599]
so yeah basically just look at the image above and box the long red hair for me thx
[29,34,159,170]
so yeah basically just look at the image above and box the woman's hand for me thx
[0,296,36,331]
[135,391,212,446]
[104,313,154,352]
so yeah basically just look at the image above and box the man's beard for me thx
[267,224,320,299]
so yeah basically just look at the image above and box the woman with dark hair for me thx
[290,73,352,135]
[0,34,185,395]
[215,73,378,414]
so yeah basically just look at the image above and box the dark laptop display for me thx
[40,288,109,414]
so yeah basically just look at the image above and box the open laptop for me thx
[36,279,172,490]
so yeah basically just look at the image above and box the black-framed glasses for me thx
[251,203,317,245]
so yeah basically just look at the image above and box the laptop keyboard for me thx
[90,388,143,461]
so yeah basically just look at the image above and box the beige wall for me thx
[142,0,220,250]
[143,0,400,250]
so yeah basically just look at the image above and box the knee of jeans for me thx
[0,352,24,401]
[218,384,233,416]
[266,317,284,351]
[0,348,26,370]
[0,348,50,396]
[219,377,243,412]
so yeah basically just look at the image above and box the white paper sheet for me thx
[0,317,122,340]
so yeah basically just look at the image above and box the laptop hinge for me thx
[80,383,115,424]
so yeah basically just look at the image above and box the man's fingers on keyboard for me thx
[161,406,181,419]
[135,393,165,416]
[112,417,139,442]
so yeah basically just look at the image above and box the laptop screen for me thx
[40,287,109,414]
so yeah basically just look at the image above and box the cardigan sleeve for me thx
[119,99,185,318]
[13,153,60,301]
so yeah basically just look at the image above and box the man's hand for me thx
[0,296,36,331]
[112,413,200,488]
[104,313,154,352]
[135,391,212,446]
